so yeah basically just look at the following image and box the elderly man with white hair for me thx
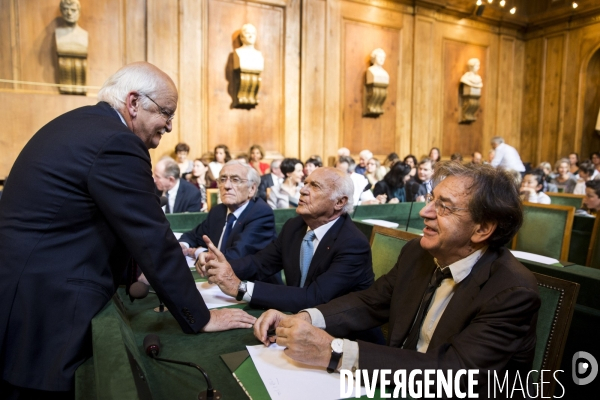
[199,167,374,313]
[354,149,373,175]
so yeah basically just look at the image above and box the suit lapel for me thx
[303,216,346,284]
[287,220,308,287]
[173,179,184,213]
[226,199,255,247]
[210,206,227,244]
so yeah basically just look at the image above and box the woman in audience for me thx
[268,158,304,209]
[568,152,580,174]
[403,155,418,178]
[373,162,412,203]
[365,158,387,187]
[383,152,399,171]
[574,161,594,195]
[236,153,250,164]
[206,144,231,188]
[187,159,208,212]
[550,158,576,193]
[578,180,600,217]
[538,161,557,192]
[175,143,193,178]
[428,147,441,163]
[304,157,322,179]
[249,144,269,175]
[519,169,550,204]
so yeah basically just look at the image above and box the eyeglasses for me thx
[140,93,175,122]
[218,176,248,186]
[424,193,468,217]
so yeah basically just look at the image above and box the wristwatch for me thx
[236,281,247,301]
[327,338,344,373]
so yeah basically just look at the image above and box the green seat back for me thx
[548,194,584,209]
[165,212,208,233]
[531,285,562,381]
[273,208,298,235]
[371,233,410,279]
[587,218,600,269]
[569,216,595,265]
[513,204,574,260]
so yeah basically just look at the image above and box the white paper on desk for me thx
[196,281,246,309]
[510,250,561,266]
[186,256,196,270]
[361,219,399,229]
[247,344,365,400]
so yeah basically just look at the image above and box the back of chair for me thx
[369,226,420,280]
[206,188,219,211]
[546,192,585,209]
[273,208,298,235]
[587,216,600,268]
[512,202,575,260]
[165,212,208,233]
[531,273,579,398]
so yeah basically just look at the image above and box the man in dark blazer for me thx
[405,158,434,202]
[254,162,540,396]
[257,159,284,201]
[154,157,202,213]
[0,62,254,397]
[200,167,374,313]
[179,160,276,266]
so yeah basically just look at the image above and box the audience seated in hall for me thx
[470,151,483,165]
[538,161,558,192]
[154,158,202,214]
[206,144,232,188]
[175,142,193,178]
[405,158,434,202]
[590,152,600,178]
[450,153,463,163]
[574,161,594,195]
[268,158,304,209]
[383,152,399,170]
[568,152,580,174]
[520,169,550,204]
[336,156,381,205]
[373,162,411,203]
[365,157,386,188]
[577,179,600,218]
[186,158,208,212]
[258,159,284,202]
[304,157,322,180]
[403,154,418,178]
[490,136,525,172]
[249,144,270,176]
[354,149,373,175]
[550,158,577,193]
[428,147,441,163]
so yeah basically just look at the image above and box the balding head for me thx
[154,157,179,192]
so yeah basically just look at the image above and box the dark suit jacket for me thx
[172,178,202,213]
[230,214,374,313]
[405,176,427,202]
[179,198,276,260]
[0,102,210,391]
[317,240,540,396]
[257,173,275,201]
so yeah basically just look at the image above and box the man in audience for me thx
[405,158,434,201]
[0,62,255,397]
[254,162,540,396]
[450,153,463,163]
[154,157,202,213]
[490,136,526,173]
[199,167,374,313]
[257,159,284,201]
[580,179,600,217]
[354,149,373,175]
[335,156,381,205]
[179,160,276,268]
[471,151,483,165]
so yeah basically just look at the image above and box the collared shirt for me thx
[303,247,487,371]
[243,217,340,301]
[271,173,283,186]
[490,143,525,172]
[162,179,180,214]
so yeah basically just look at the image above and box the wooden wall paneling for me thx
[300,0,326,161]
[178,0,204,159]
[206,0,286,158]
[411,15,435,160]
[581,49,600,157]
[125,0,147,64]
[539,33,566,165]
[497,36,525,151]
[512,38,525,157]
[282,0,301,158]
[520,37,543,164]
[0,92,96,177]
[147,0,180,160]
[322,0,342,161]
[396,13,414,159]
[0,0,16,90]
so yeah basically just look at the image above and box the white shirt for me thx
[304,247,487,370]
[350,173,374,205]
[243,217,340,301]
[270,173,283,186]
[491,143,525,172]
[162,179,180,214]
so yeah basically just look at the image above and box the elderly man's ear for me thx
[471,220,497,244]
[334,196,348,211]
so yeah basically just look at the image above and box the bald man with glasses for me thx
[254,162,540,396]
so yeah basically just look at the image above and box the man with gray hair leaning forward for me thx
[199,167,375,314]
[254,162,540,396]
[0,62,255,397]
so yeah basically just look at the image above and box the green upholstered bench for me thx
[165,212,208,233]
[369,226,420,279]
[273,208,298,235]
[569,215,595,266]
[547,192,584,209]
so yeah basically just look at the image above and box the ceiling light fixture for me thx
[500,0,506,7]
[509,7,516,14]
[573,2,578,8]
[476,0,483,5]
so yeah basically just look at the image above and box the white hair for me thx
[223,160,261,198]
[491,136,504,145]
[359,149,373,160]
[330,171,354,214]
[97,63,165,112]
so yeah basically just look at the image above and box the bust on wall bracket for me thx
[364,48,389,117]
[55,0,88,95]
[233,24,264,108]
[459,58,483,123]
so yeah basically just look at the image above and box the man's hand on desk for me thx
[179,242,197,258]
[202,235,240,297]
[201,308,256,332]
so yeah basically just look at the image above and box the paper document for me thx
[361,219,399,229]
[247,344,364,400]
[196,281,246,309]
[510,250,561,266]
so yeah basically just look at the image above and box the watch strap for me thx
[327,349,343,373]
[235,281,247,301]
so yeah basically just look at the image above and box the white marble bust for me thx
[366,48,389,85]
[460,58,483,89]
[233,24,264,73]
[55,0,88,57]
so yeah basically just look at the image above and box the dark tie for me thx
[220,214,237,252]
[299,230,316,288]
[402,266,453,350]
[165,192,171,214]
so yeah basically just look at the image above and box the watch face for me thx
[331,338,343,353]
